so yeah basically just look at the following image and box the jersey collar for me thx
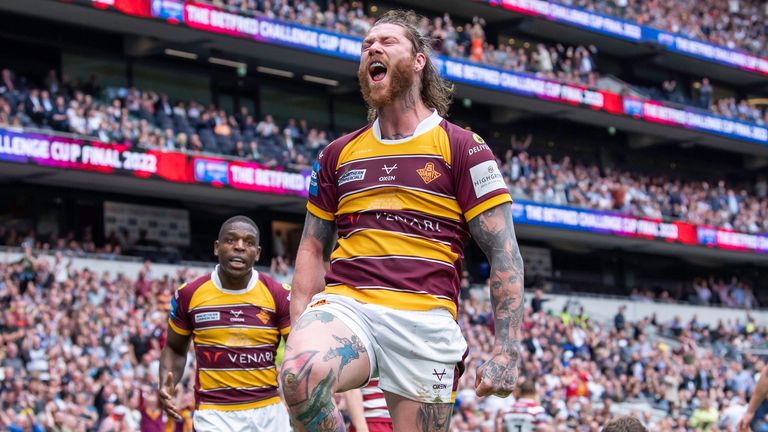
[211,265,259,294]
[372,109,442,144]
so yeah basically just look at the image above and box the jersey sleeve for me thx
[168,283,192,336]
[307,146,339,221]
[451,130,512,221]
[265,277,292,336]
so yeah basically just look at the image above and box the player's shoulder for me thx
[439,119,488,148]
[258,272,291,299]
[175,272,212,302]
[320,124,373,161]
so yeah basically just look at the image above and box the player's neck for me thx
[217,267,252,291]
[376,89,433,140]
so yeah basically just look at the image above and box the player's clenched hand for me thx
[474,350,520,398]
[159,371,182,421]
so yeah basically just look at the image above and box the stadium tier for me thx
[0,0,767,431]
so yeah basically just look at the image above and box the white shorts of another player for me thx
[193,400,292,432]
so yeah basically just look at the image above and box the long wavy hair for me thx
[365,10,454,121]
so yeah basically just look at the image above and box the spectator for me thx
[531,288,548,313]
[699,77,713,109]
[614,305,626,331]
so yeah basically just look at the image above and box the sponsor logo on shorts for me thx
[338,169,366,186]
[310,299,329,308]
[469,160,506,198]
[432,368,448,389]
[416,162,441,184]
[433,368,446,381]
[195,311,220,323]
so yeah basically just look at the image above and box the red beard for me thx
[358,55,415,110]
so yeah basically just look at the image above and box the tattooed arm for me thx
[468,202,524,397]
[291,212,337,325]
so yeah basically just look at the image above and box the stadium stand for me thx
[554,0,768,57]
[1,69,767,236]
[0,251,765,430]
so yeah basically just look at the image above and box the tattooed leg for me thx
[280,310,371,432]
[416,403,453,432]
[384,391,453,432]
[323,334,366,379]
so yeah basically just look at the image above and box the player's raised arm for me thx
[468,202,524,398]
[158,327,191,420]
[290,212,336,325]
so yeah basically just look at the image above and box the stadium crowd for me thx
[202,0,767,124]
[0,250,765,431]
[453,286,767,431]
[4,1,767,145]
[2,64,768,235]
[555,0,768,57]
[0,68,326,169]
[501,140,768,234]
[2,224,761,310]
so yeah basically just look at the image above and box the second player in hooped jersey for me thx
[307,111,511,318]
[168,266,291,411]
[159,216,292,432]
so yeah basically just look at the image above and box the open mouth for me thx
[229,257,247,269]
[369,61,387,83]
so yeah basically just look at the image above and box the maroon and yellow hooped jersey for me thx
[168,269,291,411]
[307,112,512,318]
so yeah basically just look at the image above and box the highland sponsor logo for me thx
[469,160,506,198]
[338,169,366,185]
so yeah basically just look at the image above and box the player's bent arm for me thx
[159,327,191,387]
[468,202,525,396]
[291,212,337,325]
[342,388,369,432]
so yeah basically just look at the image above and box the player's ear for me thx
[414,52,426,72]
[254,246,262,262]
[214,240,219,257]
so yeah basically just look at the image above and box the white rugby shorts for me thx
[302,293,468,404]
[192,400,291,432]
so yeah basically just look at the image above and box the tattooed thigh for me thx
[416,403,453,432]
